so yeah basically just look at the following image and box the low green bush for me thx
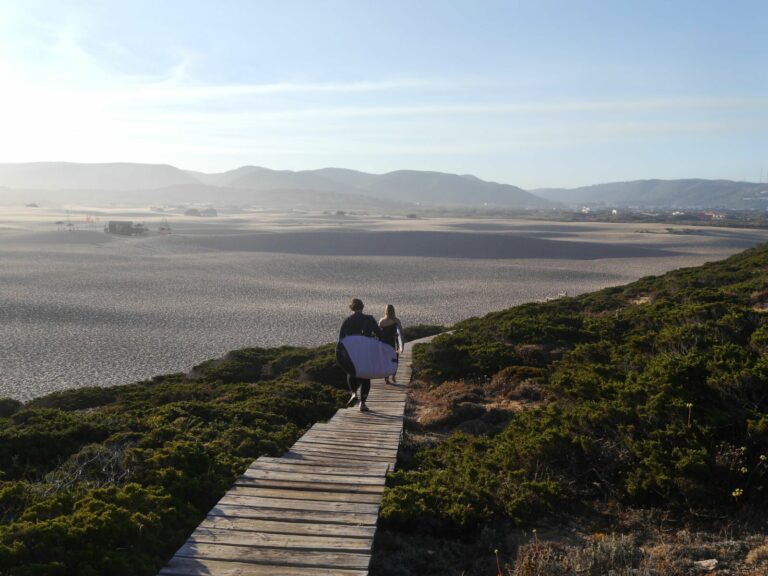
[385,244,768,539]
[0,341,348,575]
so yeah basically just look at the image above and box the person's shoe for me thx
[359,403,370,412]
[384,377,391,384]
[391,376,397,383]
[347,394,359,408]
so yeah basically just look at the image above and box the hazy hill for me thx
[358,169,543,207]
[0,162,197,191]
[192,166,545,207]
[0,162,550,209]
[535,178,768,209]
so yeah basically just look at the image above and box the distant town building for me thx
[105,221,147,236]
[184,207,217,217]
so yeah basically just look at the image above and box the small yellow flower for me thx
[740,466,749,474]
[760,455,767,462]
[732,488,744,498]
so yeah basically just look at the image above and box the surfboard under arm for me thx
[336,335,398,379]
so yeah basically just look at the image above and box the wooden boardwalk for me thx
[159,339,421,576]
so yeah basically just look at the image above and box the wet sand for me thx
[1,206,766,400]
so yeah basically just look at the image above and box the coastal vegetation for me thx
[0,345,349,575]
[373,244,768,575]
[0,323,444,575]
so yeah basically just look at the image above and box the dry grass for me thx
[507,529,768,576]
[406,371,549,435]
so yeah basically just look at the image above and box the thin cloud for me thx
[108,96,768,124]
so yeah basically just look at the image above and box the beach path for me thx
[158,337,429,576]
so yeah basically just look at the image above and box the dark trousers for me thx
[347,375,371,401]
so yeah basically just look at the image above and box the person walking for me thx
[338,298,383,412]
[379,304,404,385]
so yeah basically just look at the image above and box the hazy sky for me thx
[0,1,766,188]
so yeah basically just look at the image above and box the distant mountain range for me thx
[535,179,768,210]
[0,162,765,210]
[0,162,543,210]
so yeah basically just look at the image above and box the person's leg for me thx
[347,374,359,407]
[359,378,371,411]
[392,353,399,383]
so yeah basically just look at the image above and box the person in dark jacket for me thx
[338,298,383,412]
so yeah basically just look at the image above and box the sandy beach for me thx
[2,206,766,400]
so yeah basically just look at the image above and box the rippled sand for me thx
[2,206,766,400]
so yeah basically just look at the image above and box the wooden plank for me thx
[295,440,400,453]
[234,477,385,494]
[255,455,388,468]
[297,435,400,449]
[255,457,387,470]
[216,494,380,514]
[160,556,367,576]
[198,516,375,539]
[187,527,372,552]
[331,414,403,424]
[287,449,396,464]
[292,438,399,451]
[292,440,400,456]
[208,504,378,525]
[175,541,371,570]
[228,485,383,504]
[239,468,385,485]
[307,428,402,439]
[299,431,401,443]
[249,460,386,476]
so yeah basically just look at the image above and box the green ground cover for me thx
[0,344,349,576]
[374,244,768,575]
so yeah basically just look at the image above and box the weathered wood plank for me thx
[175,542,371,569]
[289,442,398,456]
[187,527,372,552]
[160,557,367,576]
[198,516,375,538]
[228,485,383,504]
[299,430,400,448]
[287,451,397,466]
[286,450,396,465]
[249,456,386,477]
[234,477,385,494]
[249,460,386,476]
[208,504,379,525]
[216,494,380,514]
[296,436,400,449]
[239,468,385,485]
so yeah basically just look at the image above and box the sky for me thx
[0,0,766,188]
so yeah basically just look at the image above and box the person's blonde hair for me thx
[385,304,396,319]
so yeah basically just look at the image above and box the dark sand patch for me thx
[185,230,673,260]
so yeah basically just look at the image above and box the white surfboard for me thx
[336,335,398,379]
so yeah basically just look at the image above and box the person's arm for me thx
[369,316,383,338]
[396,320,405,352]
[339,318,348,340]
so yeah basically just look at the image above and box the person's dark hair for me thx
[349,298,364,311]
[385,304,396,319]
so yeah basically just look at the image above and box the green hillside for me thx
[374,244,768,575]
[0,345,349,576]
